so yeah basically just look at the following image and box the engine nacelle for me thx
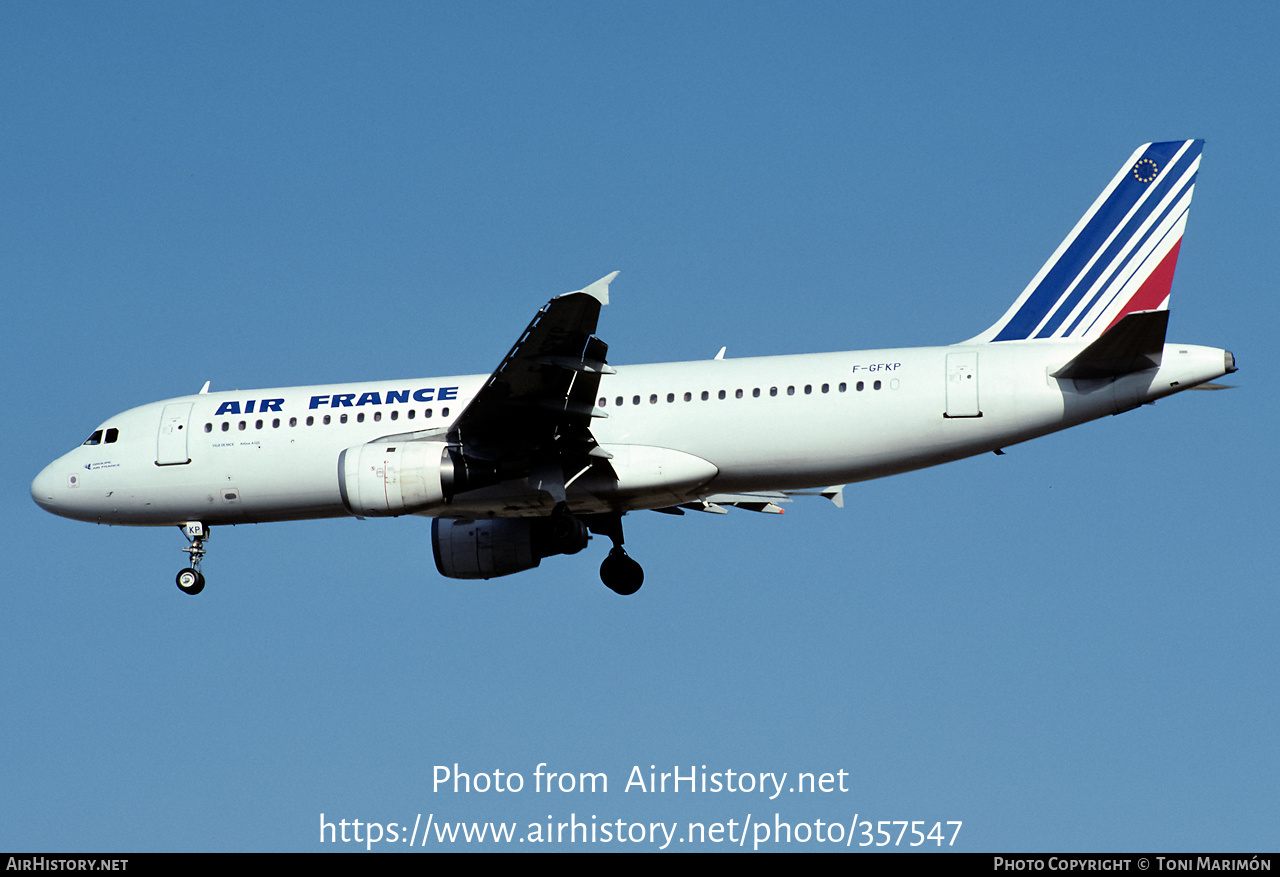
[338,440,452,517]
[432,515,590,579]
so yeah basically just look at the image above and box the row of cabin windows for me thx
[598,380,887,407]
[83,428,120,445]
[203,407,451,433]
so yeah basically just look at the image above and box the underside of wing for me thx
[446,273,620,498]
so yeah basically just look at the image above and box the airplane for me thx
[31,140,1235,597]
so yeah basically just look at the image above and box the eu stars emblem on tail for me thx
[1132,157,1160,183]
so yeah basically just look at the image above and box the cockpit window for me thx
[104,428,119,444]
[83,430,103,446]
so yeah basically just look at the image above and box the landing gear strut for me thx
[585,513,644,595]
[176,522,208,595]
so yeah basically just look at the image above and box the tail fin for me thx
[971,140,1203,343]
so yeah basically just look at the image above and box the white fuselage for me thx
[31,340,1232,528]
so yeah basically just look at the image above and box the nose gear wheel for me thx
[176,523,209,596]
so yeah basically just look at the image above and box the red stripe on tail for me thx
[1104,239,1182,333]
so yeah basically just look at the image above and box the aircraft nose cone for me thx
[31,461,70,514]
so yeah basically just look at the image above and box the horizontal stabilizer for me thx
[1052,310,1168,380]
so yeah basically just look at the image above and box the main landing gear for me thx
[176,522,208,596]
[600,548,643,596]
[584,513,644,596]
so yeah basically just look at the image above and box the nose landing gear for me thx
[176,522,208,595]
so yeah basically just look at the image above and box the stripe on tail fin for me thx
[971,140,1203,343]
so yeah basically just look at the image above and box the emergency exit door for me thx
[944,352,981,418]
[156,402,193,465]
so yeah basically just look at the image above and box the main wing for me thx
[445,272,619,501]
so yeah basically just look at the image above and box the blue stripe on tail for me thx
[991,141,1200,342]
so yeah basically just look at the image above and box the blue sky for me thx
[3,1,1276,852]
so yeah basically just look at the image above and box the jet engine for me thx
[338,440,453,517]
[432,515,590,579]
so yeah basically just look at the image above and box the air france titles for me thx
[309,387,459,409]
[211,387,461,416]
